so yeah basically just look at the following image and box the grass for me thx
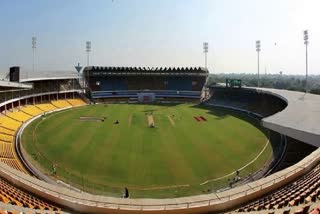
[21,103,272,198]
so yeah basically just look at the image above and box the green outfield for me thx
[21,103,273,198]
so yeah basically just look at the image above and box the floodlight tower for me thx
[304,30,309,93]
[32,37,37,72]
[86,41,91,67]
[256,40,261,87]
[203,42,208,69]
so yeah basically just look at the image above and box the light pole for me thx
[85,41,92,89]
[203,42,208,69]
[86,41,91,67]
[32,37,37,72]
[304,30,309,93]
[256,40,261,87]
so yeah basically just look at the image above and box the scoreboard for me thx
[226,79,242,88]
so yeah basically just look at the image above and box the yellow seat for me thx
[21,105,44,116]
[6,111,32,122]
[35,103,57,112]
[0,116,21,130]
[51,100,72,108]
[66,98,86,106]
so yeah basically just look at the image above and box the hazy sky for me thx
[0,0,319,75]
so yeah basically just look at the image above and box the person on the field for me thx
[122,187,129,198]
[52,164,56,175]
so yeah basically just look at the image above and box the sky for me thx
[0,0,319,75]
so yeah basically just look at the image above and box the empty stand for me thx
[90,90,201,99]
[238,164,320,212]
[0,98,86,174]
[6,111,32,123]
[35,104,57,112]
[0,127,15,136]
[0,92,87,213]
[0,177,60,211]
[273,137,317,172]
[166,78,192,91]
[0,115,25,173]
[0,159,25,172]
[0,134,14,142]
[0,97,87,213]
[66,98,86,106]
[206,87,287,117]
[51,100,72,109]
[85,67,208,97]
[0,116,21,131]
[0,142,14,158]
[21,105,44,116]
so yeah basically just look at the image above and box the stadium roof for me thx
[0,80,32,89]
[261,88,320,148]
[20,70,78,82]
[83,66,209,76]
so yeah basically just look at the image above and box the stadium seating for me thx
[0,177,60,211]
[0,98,86,175]
[21,105,44,116]
[0,159,25,172]
[94,78,128,91]
[274,137,316,172]
[0,97,87,212]
[0,127,15,136]
[51,100,72,109]
[205,87,287,117]
[127,77,166,91]
[0,134,14,142]
[238,163,320,212]
[0,115,26,173]
[6,111,33,123]
[91,90,201,99]
[35,104,57,112]
[0,116,21,130]
[84,67,207,103]
[0,79,81,104]
[85,67,207,96]
[166,78,192,91]
[0,142,14,158]
[66,98,86,106]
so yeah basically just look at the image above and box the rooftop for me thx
[20,70,79,82]
[261,88,320,147]
[84,66,209,76]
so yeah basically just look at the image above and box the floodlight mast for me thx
[256,40,261,87]
[32,37,37,73]
[304,30,309,93]
[203,42,208,69]
[85,41,92,89]
[86,41,91,67]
